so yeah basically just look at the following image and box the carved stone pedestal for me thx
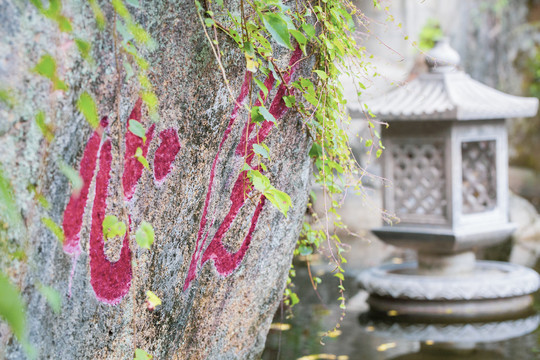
[358,261,539,320]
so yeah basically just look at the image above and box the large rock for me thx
[0,1,313,358]
[509,193,540,267]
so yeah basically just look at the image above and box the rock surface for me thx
[0,1,313,358]
[510,193,540,267]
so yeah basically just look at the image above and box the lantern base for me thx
[372,222,516,254]
[358,260,539,321]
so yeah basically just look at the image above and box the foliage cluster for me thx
[195,0,385,340]
[0,0,162,358]
[0,0,383,356]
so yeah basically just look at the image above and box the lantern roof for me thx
[363,39,539,121]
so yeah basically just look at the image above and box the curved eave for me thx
[362,72,539,121]
[448,74,539,120]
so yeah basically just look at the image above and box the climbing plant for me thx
[193,0,387,339]
[0,0,386,356]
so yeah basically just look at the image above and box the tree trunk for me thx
[0,0,313,358]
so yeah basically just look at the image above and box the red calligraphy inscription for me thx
[62,119,105,258]
[154,128,181,183]
[184,46,302,290]
[62,100,178,304]
[123,99,156,201]
[89,139,133,304]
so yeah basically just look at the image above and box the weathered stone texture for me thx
[0,0,312,358]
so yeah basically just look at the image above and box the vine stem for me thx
[306,258,324,304]
[194,1,242,109]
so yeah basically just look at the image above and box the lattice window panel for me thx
[461,140,497,214]
[391,141,447,223]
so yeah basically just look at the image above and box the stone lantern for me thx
[358,39,540,320]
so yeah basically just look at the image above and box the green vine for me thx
[0,1,160,357]
[0,0,385,355]
[196,0,383,337]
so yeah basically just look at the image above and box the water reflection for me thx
[262,267,540,360]
[359,312,540,360]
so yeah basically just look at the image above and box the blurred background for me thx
[263,0,540,359]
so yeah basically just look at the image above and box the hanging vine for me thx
[194,0,385,338]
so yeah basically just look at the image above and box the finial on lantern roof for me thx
[362,37,538,121]
[426,37,461,73]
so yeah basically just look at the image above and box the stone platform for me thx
[358,260,540,320]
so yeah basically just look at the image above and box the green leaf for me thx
[242,41,255,56]
[137,156,150,169]
[29,0,43,11]
[290,292,299,306]
[253,143,270,159]
[134,147,149,169]
[76,92,99,128]
[123,61,135,79]
[37,285,61,314]
[128,23,152,46]
[309,143,322,158]
[33,55,56,80]
[247,170,271,192]
[41,217,65,244]
[289,29,307,47]
[365,139,373,147]
[134,348,152,360]
[102,215,118,237]
[53,78,68,91]
[43,0,61,16]
[334,272,345,281]
[75,39,91,61]
[253,77,268,98]
[298,244,312,256]
[265,188,292,217]
[140,91,159,116]
[301,23,316,39]
[136,221,155,249]
[112,0,131,20]
[35,193,51,210]
[262,13,293,50]
[258,105,276,123]
[0,166,23,230]
[58,162,83,194]
[102,215,127,241]
[0,88,15,108]
[313,70,328,80]
[112,222,126,236]
[251,106,264,124]
[376,149,382,158]
[129,120,147,143]
[88,0,106,29]
[55,15,72,32]
[283,95,295,108]
[35,111,54,142]
[116,21,134,42]
[0,273,34,358]
[33,54,68,91]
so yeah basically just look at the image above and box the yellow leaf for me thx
[245,53,258,73]
[145,290,161,310]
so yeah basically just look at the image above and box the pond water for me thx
[262,263,540,360]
